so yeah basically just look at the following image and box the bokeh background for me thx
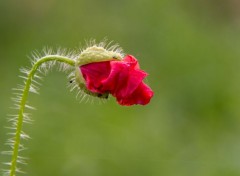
[1,0,240,175]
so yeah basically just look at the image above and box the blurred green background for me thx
[1,0,240,175]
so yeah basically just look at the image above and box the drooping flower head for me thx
[74,42,153,106]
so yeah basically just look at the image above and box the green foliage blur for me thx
[1,0,240,175]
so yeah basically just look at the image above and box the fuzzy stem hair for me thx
[9,55,75,176]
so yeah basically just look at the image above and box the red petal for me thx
[117,82,154,106]
[123,55,140,69]
[80,55,154,106]
[80,61,111,93]
[102,61,147,98]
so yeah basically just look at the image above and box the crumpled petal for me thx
[80,61,111,93]
[80,55,153,106]
[117,82,153,105]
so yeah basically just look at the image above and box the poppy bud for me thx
[74,45,153,105]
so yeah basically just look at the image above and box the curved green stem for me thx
[10,55,75,176]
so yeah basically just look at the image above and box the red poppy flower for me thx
[80,55,153,106]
